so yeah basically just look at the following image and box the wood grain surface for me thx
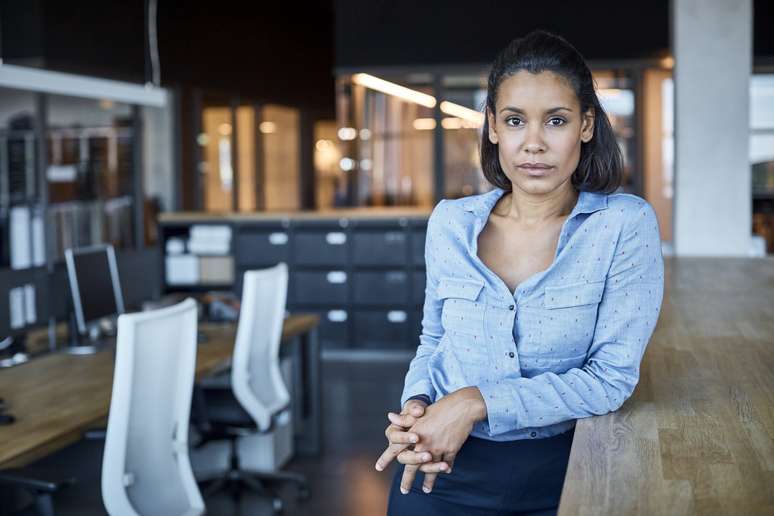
[0,314,319,468]
[559,257,774,515]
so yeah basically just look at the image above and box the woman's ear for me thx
[487,108,498,145]
[581,108,595,143]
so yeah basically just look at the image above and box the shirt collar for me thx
[462,187,609,219]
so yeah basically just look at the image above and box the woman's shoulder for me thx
[597,192,660,237]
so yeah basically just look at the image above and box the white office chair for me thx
[192,263,308,514]
[101,298,204,516]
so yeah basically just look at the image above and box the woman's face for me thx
[487,70,595,196]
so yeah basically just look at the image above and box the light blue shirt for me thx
[401,187,665,441]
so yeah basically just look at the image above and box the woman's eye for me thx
[547,117,566,126]
[505,117,523,126]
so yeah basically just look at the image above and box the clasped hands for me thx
[374,386,487,495]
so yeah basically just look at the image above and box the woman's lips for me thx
[517,164,554,176]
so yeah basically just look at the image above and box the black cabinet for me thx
[293,270,349,305]
[161,213,429,351]
[353,309,412,350]
[234,227,290,267]
[353,271,409,305]
[352,230,408,266]
[294,225,349,266]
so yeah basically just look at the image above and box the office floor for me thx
[16,358,409,516]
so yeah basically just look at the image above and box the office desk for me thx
[558,257,774,515]
[0,314,321,468]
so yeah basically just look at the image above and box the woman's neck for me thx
[498,184,579,227]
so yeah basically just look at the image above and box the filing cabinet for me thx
[294,225,349,266]
[160,212,430,351]
[293,270,349,305]
[234,226,290,267]
[353,309,412,349]
[352,230,408,266]
[353,271,409,305]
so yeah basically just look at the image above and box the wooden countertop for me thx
[558,256,774,515]
[0,314,319,468]
[158,206,432,224]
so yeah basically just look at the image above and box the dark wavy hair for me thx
[480,30,623,193]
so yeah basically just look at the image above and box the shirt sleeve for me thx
[478,201,665,436]
[399,200,446,408]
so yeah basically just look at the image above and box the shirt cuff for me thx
[400,380,435,408]
[477,381,519,436]
[405,394,432,407]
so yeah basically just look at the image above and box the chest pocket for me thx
[438,277,489,365]
[544,280,605,309]
[520,279,605,364]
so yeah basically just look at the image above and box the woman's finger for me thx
[375,441,411,471]
[387,412,416,428]
[385,426,419,445]
[403,402,426,417]
[421,472,439,494]
[442,452,457,474]
[396,449,434,465]
[418,461,449,474]
[400,464,419,494]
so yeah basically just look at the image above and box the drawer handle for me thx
[326,271,347,284]
[269,232,288,245]
[387,311,407,323]
[326,232,347,245]
[385,231,406,242]
[327,310,348,322]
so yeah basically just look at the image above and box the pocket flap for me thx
[544,280,604,309]
[437,277,485,301]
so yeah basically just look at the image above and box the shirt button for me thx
[508,304,515,311]
[530,431,537,438]
[508,352,515,358]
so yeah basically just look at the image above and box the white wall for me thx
[142,92,175,212]
[673,0,752,256]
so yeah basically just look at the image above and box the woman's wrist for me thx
[456,386,487,423]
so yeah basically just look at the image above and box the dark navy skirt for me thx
[386,427,574,516]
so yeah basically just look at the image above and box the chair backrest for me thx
[102,298,204,516]
[231,263,290,431]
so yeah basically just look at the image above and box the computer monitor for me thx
[65,245,125,350]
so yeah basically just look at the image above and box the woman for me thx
[374,30,665,515]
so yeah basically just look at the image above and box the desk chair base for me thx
[0,469,75,516]
[196,436,309,515]
[63,343,103,355]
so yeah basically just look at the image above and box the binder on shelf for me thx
[198,256,234,285]
[165,254,199,285]
[10,205,31,269]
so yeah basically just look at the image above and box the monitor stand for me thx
[63,313,109,355]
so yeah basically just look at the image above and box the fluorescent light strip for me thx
[439,101,485,126]
[353,73,484,128]
[352,73,436,108]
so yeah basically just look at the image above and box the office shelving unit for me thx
[159,213,429,352]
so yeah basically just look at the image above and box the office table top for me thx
[558,257,774,515]
[0,314,319,468]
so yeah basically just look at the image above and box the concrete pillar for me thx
[672,0,752,256]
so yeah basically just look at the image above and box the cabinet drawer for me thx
[353,271,408,305]
[411,229,426,266]
[234,229,290,267]
[353,310,412,349]
[293,270,349,305]
[317,309,351,350]
[295,230,349,266]
[352,230,408,266]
